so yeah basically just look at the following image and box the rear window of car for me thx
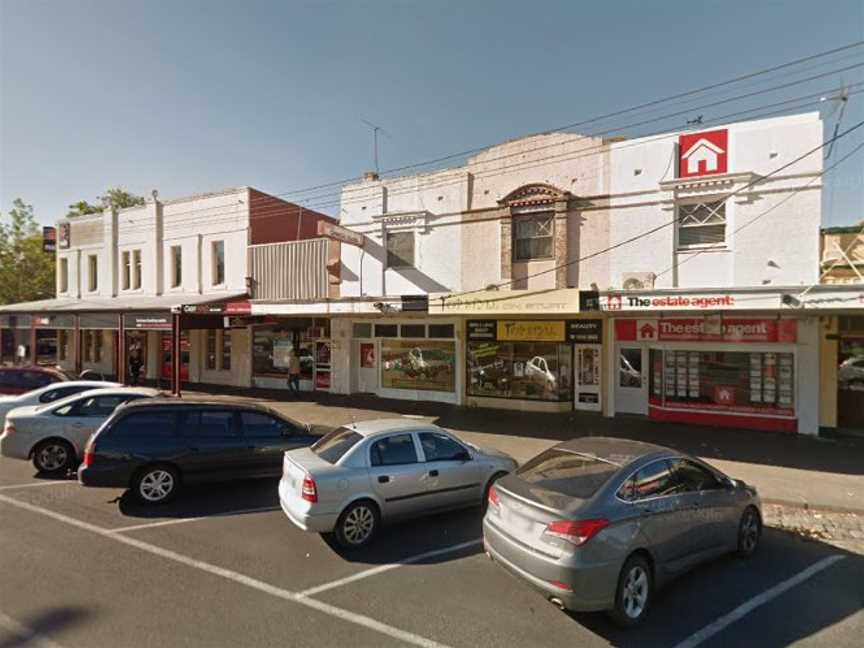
[312,427,363,464]
[515,448,619,499]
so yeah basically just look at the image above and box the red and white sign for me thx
[679,129,728,178]
[600,291,781,312]
[616,318,797,343]
[224,300,251,315]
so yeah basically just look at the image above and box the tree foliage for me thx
[67,187,145,217]
[0,199,55,305]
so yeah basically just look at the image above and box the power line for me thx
[439,117,864,303]
[265,41,864,199]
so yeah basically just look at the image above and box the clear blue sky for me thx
[1,0,862,226]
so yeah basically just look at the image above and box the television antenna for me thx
[823,82,850,160]
[361,119,389,174]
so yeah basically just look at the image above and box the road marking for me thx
[299,538,482,597]
[0,610,67,648]
[107,506,280,534]
[673,554,846,648]
[0,494,451,648]
[0,480,72,491]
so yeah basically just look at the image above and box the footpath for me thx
[184,387,864,549]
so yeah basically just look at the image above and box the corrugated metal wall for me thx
[249,239,328,300]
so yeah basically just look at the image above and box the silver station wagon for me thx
[483,437,762,626]
[279,419,517,548]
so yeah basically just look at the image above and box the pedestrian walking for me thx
[129,350,143,386]
[287,349,302,396]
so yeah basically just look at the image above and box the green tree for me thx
[66,187,145,217]
[0,199,55,305]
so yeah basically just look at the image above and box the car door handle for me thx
[428,470,439,477]
[378,475,390,484]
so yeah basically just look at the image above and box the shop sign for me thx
[678,129,728,178]
[429,289,581,316]
[467,320,497,341]
[616,318,797,343]
[125,314,172,330]
[567,320,602,343]
[401,295,429,312]
[58,223,71,249]
[600,291,780,312]
[497,320,566,342]
[317,220,365,247]
[42,227,56,253]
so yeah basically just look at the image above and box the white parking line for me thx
[0,610,67,648]
[0,480,72,491]
[673,554,846,648]
[0,494,451,648]
[298,538,482,597]
[107,506,280,534]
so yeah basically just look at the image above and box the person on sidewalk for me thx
[287,349,302,397]
[129,350,143,386]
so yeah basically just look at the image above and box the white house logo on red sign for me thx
[679,129,728,178]
[636,320,658,341]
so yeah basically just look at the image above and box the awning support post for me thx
[172,312,182,397]
[117,315,126,384]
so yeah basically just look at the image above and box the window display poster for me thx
[578,348,599,386]
[360,343,376,368]
[381,340,455,392]
[316,341,331,365]
[273,339,293,369]
[314,371,331,390]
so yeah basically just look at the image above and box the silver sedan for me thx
[483,437,761,626]
[0,387,159,473]
[279,419,517,548]
[0,380,121,428]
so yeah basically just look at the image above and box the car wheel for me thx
[334,500,379,549]
[737,506,761,558]
[32,439,75,474]
[481,472,508,513]
[133,465,179,505]
[610,554,652,627]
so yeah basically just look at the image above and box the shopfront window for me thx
[381,340,455,393]
[837,334,864,428]
[207,330,217,370]
[649,349,794,413]
[252,321,328,379]
[467,342,572,402]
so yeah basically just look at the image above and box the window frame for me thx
[170,245,182,289]
[122,251,131,290]
[676,198,728,251]
[513,212,554,261]
[418,431,470,463]
[212,240,225,286]
[616,458,680,503]
[369,432,420,467]
[132,249,142,289]
[386,232,414,269]
[87,254,98,292]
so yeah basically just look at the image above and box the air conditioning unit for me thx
[621,272,656,291]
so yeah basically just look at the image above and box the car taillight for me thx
[488,484,500,511]
[301,475,318,503]
[83,451,95,468]
[544,519,609,546]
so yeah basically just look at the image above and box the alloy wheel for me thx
[342,505,375,545]
[622,566,648,620]
[741,509,760,554]
[139,469,175,502]
[36,444,68,472]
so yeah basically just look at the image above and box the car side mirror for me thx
[457,450,472,462]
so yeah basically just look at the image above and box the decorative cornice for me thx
[498,183,572,207]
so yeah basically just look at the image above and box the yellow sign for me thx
[497,320,566,342]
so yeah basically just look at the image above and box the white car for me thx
[0,380,121,428]
[279,419,517,548]
[0,387,159,473]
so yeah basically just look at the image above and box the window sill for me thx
[676,246,729,254]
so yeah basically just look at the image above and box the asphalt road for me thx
[0,456,862,648]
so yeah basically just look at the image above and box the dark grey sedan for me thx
[483,437,761,626]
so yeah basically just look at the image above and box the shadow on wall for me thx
[360,236,450,293]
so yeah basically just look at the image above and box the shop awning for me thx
[0,293,247,314]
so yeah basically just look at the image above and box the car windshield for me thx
[516,448,619,499]
[312,426,363,464]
